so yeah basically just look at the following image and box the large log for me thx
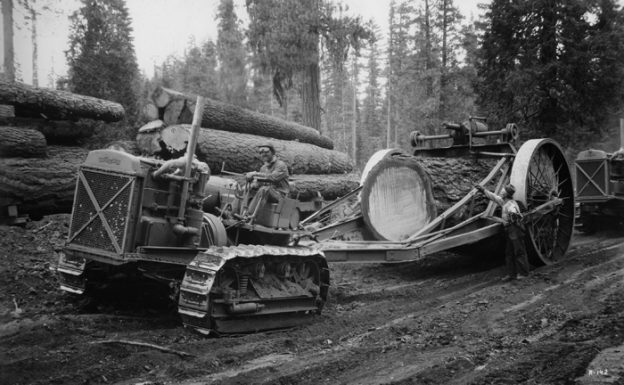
[136,124,354,175]
[0,80,125,122]
[152,86,334,149]
[0,146,87,219]
[0,126,47,157]
[142,103,159,121]
[289,173,360,201]
[211,173,360,202]
[0,117,95,142]
[359,150,494,241]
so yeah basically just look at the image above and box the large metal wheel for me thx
[510,139,575,265]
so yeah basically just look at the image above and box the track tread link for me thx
[178,244,329,335]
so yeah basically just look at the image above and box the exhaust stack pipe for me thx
[620,118,624,151]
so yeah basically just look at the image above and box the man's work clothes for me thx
[504,224,530,277]
[247,156,290,218]
[257,156,290,195]
[483,190,530,277]
[482,190,522,224]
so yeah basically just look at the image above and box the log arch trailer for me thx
[305,117,575,268]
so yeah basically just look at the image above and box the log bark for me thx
[142,103,159,121]
[359,150,495,241]
[152,86,334,149]
[0,126,47,158]
[0,80,125,122]
[1,117,95,142]
[136,124,353,175]
[0,104,15,118]
[0,146,88,220]
[289,173,359,201]
[208,173,359,202]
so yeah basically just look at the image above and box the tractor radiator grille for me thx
[576,160,607,198]
[68,168,138,254]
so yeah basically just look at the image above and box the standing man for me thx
[476,183,530,281]
[244,143,290,218]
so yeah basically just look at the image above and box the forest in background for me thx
[3,0,624,168]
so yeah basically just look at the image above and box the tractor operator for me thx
[475,183,530,281]
[244,143,290,217]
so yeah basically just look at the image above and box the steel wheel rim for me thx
[510,139,575,265]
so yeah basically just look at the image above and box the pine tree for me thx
[1,0,15,81]
[246,0,369,131]
[154,39,218,99]
[437,0,463,120]
[217,0,247,106]
[66,0,140,122]
[477,0,624,143]
[360,24,383,166]
[386,0,414,147]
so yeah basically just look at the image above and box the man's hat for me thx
[504,183,516,196]
[257,143,275,154]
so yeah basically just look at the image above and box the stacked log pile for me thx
[0,80,125,220]
[142,88,357,202]
[150,86,334,149]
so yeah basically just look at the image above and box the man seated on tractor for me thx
[244,143,290,219]
[476,183,530,281]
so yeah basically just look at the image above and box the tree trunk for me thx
[29,6,38,88]
[2,0,14,82]
[136,124,354,175]
[439,0,448,120]
[1,117,95,142]
[351,57,358,164]
[301,62,321,130]
[0,80,125,122]
[0,146,87,220]
[0,126,46,157]
[151,86,334,149]
[424,0,434,98]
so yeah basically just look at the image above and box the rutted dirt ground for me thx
[1,214,624,385]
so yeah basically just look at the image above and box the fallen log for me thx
[152,86,334,149]
[0,104,15,118]
[211,173,360,202]
[0,126,47,158]
[359,150,494,241]
[0,117,95,142]
[136,124,353,175]
[142,103,159,121]
[289,173,360,201]
[0,146,87,220]
[0,80,125,122]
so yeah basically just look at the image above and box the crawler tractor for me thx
[574,120,624,232]
[57,99,328,334]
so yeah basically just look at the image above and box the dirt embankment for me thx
[1,215,623,385]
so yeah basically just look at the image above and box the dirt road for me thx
[1,214,623,385]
